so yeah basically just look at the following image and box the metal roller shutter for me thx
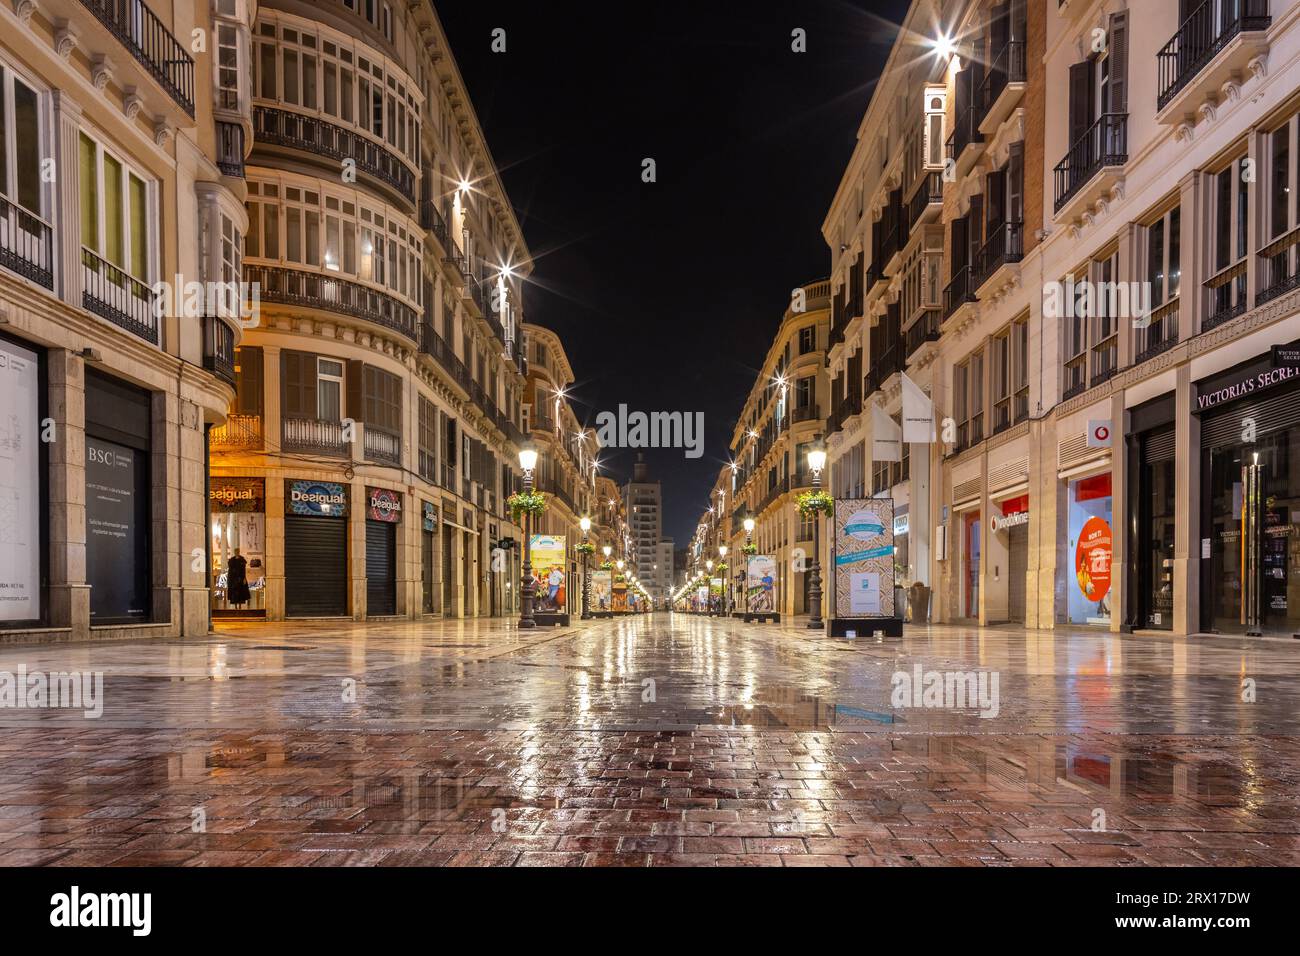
[1201,389,1300,448]
[285,516,347,616]
[366,520,396,616]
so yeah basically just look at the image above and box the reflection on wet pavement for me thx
[0,614,1297,866]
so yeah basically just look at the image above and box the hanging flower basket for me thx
[599,561,613,570]
[576,542,596,556]
[714,562,728,573]
[796,489,834,519]
[507,490,546,523]
[614,574,626,583]
[741,543,758,556]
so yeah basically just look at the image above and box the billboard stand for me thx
[530,533,571,627]
[743,554,781,624]
[829,498,903,638]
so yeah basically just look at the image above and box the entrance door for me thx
[365,519,396,616]
[461,530,473,616]
[964,511,981,619]
[421,529,435,614]
[441,527,455,615]
[285,515,347,616]
[1008,523,1028,623]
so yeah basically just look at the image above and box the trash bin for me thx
[908,583,931,624]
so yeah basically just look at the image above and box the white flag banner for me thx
[872,402,902,462]
[901,372,935,443]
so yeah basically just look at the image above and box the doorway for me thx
[963,511,981,619]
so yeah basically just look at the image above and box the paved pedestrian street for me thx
[0,615,1297,867]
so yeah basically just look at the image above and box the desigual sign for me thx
[367,487,402,522]
[287,480,348,517]
[210,478,264,512]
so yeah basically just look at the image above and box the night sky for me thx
[438,1,911,545]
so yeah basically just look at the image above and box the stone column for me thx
[1109,391,1127,633]
[351,477,367,620]
[46,350,89,637]
[1173,364,1200,635]
[262,347,284,619]
[51,92,82,309]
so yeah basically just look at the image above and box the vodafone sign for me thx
[1087,420,1112,448]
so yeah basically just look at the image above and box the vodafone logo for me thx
[1087,420,1112,448]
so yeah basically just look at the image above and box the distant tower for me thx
[623,453,665,602]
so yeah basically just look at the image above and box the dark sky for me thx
[438,1,911,545]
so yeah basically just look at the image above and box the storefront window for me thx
[1068,473,1113,625]
[1145,458,1176,629]
[210,478,266,614]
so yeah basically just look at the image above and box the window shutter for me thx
[967,195,983,266]
[990,3,1010,57]
[951,215,967,272]
[1007,143,1024,226]
[1108,12,1129,115]
[236,346,263,416]
[1010,0,1027,41]
[1068,60,1093,147]
[347,360,364,421]
[281,351,316,419]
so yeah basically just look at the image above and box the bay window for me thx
[0,59,50,287]
[1205,155,1250,328]
[1141,204,1180,356]
[1260,112,1300,304]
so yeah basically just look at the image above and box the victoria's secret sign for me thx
[1196,365,1299,412]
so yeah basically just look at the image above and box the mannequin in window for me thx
[227,548,251,609]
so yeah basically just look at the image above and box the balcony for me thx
[945,104,985,180]
[282,417,350,458]
[980,39,1027,135]
[216,122,244,178]
[1203,260,1248,331]
[252,107,415,205]
[791,403,821,424]
[210,413,262,451]
[419,324,471,393]
[973,220,1024,296]
[1157,0,1270,119]
[76,0,195,116]
[0,195,53,290]
[906,171,943,232]
[1134,298,1180,365]
[827,392,862,433]
[866,343,900,396]
[81,247,158,345]
[420,200,449,249]
[1053,113,1128,217]
[246,264,418,342]
[904,308,941,361]
[363,425,402,466]
[1257,224,1300,306]
[202,315,236,387]
[943,265,976,322]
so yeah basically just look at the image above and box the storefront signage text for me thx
[366,487,402,523]
[1196,365,1299,412]
[288,480,348,518]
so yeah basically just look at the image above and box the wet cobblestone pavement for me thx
[1,613,1298,866]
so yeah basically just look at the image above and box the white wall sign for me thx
[1087,420,1112,448]
[0,338,41,622]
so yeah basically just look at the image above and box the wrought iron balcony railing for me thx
[253,107,415,203]
[973,220,1024,290]
[1053,113,1128,213]
[210,413,262,450]
[1157,0,1270,112]
[982,39,1026,111]
[82,247,158,344]
[1134,298,1180,365]
[282,416,350,457]
[363,425,402,465]
[0,194,53,290]
[79,0,195,116]
[904,308,941,359]
[943,265,975,320]
[202,315,236,386]
[246,263,418,342]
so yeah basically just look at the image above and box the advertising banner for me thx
[612,576,629,612]
[745,555,777,613]
[366,486,402,522]
[591,569,613,612]
[0,337,40,622]
[833,498,895,619]
[287,479,348,517]
[422,501,438,532]
[530,534,567,612]
[210,477,264,513]
[86,436,149,621]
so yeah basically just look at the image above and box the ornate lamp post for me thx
[705,559,715,615]
[718,544,729,616]
[806,441,828,630]
[518,441,539,629]
[579,515,592,620]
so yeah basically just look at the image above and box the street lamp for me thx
[806,440,828,630]
[518,441,538,629]
[579,515,592,621]
[718,544,729,616]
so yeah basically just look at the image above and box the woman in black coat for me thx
[226,549,252,607]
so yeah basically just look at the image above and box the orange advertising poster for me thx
[1074,516,1113,603]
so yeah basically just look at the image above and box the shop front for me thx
[421,501,438,614]
[0,332,45,629]
[1197,354,1300,636]
[284,479,349,617]
[1067,472,1114,627]
[365,487,401,616]
[85,371,152,624]
[210,477,266,616]
[1124,395,1176,631]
